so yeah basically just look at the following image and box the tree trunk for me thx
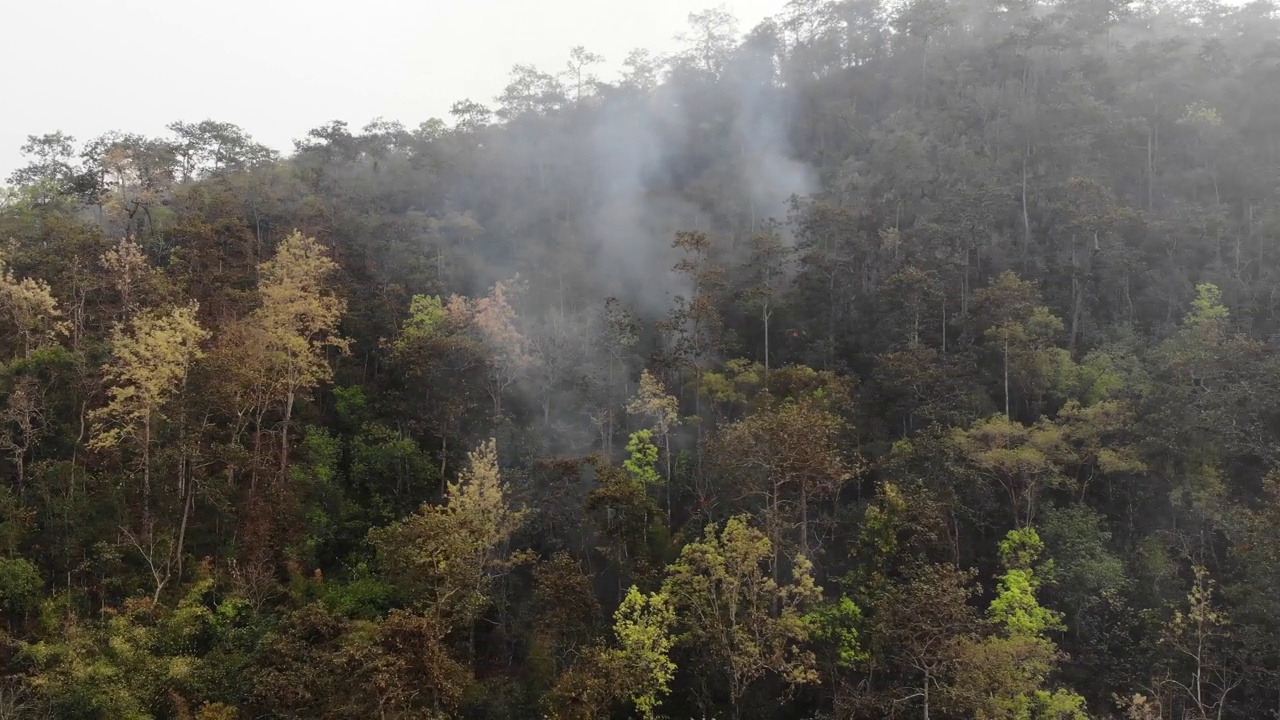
[1147,121,1156,209]
[800,483,809,558]
[1022,139,1032,269]
[923,669,931,720]
[941,298,947,354]
[176,481,194,580]
[1070,239,1083,354]
[763,304,771,387]
[143,415,153,530]
[1003,335,1011,420]
[281,387,294,480]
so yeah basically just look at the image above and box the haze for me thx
[0,0,785,179]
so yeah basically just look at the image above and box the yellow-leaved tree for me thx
[249,230,348,475]
[371,438,528,631]
[91,302,209,498]
[99,238,159,320]
[0,249,68,359]
[0,252,69,493]
[90,301,209,601]
[662,514,822,719]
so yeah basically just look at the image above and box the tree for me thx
[662,514,821,718]
[563,46,605,101]
[6,132,79,204]
[739,227,795,379]
[608,585,677,719]
[864,562,980,720]
[623,430,662,488]
[99,239,159,320]
[626,369,681,506]
[950,528,1088,720]
[1157,565,1241,720]
[585,460,665,592]
[90,302,209,600]
[662,230,727,419]
[167,120,277,180]
[0,250,68,359]
[533,553,602,674]
[712,396,856,566]
[496,64,567,120]
[678,6,741,76]
[620,48,663,91]
[950,415,1067,528]
[389,293,487,476]
[973,272,1074,419]
[249,230,348,476]
[470,280,533,419]
[370,438,527,630]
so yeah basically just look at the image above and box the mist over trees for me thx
[2,0,1280,717]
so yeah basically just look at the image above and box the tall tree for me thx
[662,514,821,718]
[249,230,348,476]
[89,302,209,600]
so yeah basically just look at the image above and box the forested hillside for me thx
[2,0,1280,717]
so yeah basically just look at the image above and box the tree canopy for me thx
[2,0,1280,716]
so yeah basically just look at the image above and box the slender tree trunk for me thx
[1004,335,1011,420]
[941,299,947,354]
[763,304,771,387]
[440,435,448,481]
[281,387,294,479]
[176,481,194,580]
[1147,121,1156,209]
[924,669,931,720]
[1070,239,1083,354]
[143,416,152,531]
[800,483,809,558]
[1022,138,1032,269]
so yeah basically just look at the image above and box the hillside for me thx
[2,0,1280,717]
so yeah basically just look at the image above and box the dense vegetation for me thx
[2,0,1280,717]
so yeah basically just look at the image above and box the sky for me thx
[1,0,789,181]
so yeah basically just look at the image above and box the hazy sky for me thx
[1,0,788,181]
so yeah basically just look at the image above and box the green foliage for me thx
[18,592,223,719]
[991,528,1063,637]
[805,595,869,669]
[990,568,1065,638]
[662,514,822,712]
[1187,283,1229,326]
[289,426,357,565]
[369,438,527,628]
[0,556,42,616]
[948,527,1086,719]
[1040,505,1131,611]
[331,384,369,426]
[623,430,662,486]
[348,422,436,507]
[396,294,449,350]
[608,586,677,719]
[0,484,35,554]
[320,563,395,620]
[998,527,1047,572]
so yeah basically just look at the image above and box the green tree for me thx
[608,585,677,719]
[950,528,1087,719]
[662,514,821,718]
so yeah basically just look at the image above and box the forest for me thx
[1,0,1280,717]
